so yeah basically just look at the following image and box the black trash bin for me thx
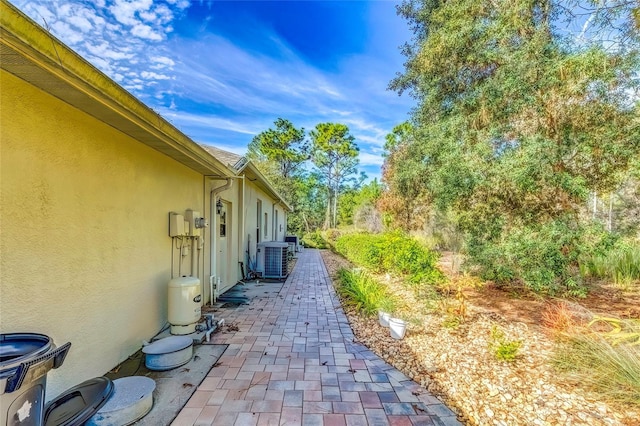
[0,333,70,426]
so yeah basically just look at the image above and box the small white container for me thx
[389,318,407,340]
[378,311,391,327]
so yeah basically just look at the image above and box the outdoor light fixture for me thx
[216,199,223,215]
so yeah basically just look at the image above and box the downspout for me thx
[240,176,246,273]
[209,178,233,305]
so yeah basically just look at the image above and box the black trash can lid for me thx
[44,376,114,426]
[0,333,53,366]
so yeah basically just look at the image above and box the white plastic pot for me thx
[378,311,391,327]
[389,318,407,340]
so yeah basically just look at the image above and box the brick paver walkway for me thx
[171,249,461,425]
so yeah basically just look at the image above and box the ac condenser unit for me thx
[256,242,289,279]
[284,235,300,255]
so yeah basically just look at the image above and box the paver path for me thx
[171,249,461,426]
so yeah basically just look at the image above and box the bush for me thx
[302,231,328,249]
[466,219,612,296]
[324,229,342,246]
[336,268,391,316]
[489,326,522,362]
[334,232,444,285]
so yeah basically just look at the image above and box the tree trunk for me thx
[323,190,332,230]
[333,187,338,228]
[302,212,310,233]
[608,194,613,232]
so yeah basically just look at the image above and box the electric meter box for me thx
[185,210,202,236]
[169,213,185,237]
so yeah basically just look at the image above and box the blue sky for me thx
[13,0,415,182]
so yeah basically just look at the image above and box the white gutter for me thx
[240,175,246,272]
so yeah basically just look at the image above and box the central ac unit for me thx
[284,235,300,256]
[256,242,289,279]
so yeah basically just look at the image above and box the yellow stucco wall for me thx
[0,70,206,398]
[207,179,288,296]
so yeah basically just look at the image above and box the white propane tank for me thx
[168,276,201,335]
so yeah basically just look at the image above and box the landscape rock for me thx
[320,250,639,426]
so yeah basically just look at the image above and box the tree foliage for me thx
[248,119,366,234]
[310,123,361,229]
[247,118,322,234]
[247,118,309,179]
[379,122,432,231]
[386,0,640,292]
[339,179,384,232]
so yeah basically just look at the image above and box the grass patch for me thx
[551,312,640,408]
[581,242,640,289]
[337,268,392,317]
[302,231,329,249]
[553,333,640,407]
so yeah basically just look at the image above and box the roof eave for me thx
[244,162,293,212]
[0,0,233,177]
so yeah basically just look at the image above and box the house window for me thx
[219,208,226,237]
[275,210,279,239]
[256,200,262,243]
[264,213,268,238]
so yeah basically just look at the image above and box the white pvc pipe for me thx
[205,326,215,342]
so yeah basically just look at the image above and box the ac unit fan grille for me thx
[264,246,288,278]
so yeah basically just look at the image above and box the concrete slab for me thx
[105,343,227,425]
[171,250,461,426]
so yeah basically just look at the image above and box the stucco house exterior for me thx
[201,146,291,298]
[0,0,289,399]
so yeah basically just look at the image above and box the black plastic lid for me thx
[44,376,114,426]
[0,333,53,366]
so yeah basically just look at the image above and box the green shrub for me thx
[334,233,384,271]
[335,232,444,285]
[466,219,611,296]
[489,326,522,362]
[336,268,390,316]
[324,229,342,246]
[302,231,328,249]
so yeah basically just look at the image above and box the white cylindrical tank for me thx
[168,276,201,335]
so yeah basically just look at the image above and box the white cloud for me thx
[150,56,175,69]
[359,153,385,167]
[13,0,414,180]
[109,0,153,26]
[141,71,171,80]
[14,0,190,97]
[131,23,162,40]
[84,41,134,61]
[161,109,262,136]
[66,14,92,32]
[50,20,84,44]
